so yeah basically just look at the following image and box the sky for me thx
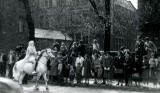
[127,0,138,9]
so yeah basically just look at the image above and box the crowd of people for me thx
[0,37,160,87]
[0,46,25,78]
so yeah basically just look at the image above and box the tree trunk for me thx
[88,0,111,52]
[21,0,35,41]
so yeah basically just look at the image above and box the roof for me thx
[35,28,72,41]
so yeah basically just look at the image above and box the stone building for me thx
[0,0,29,51]
[138,0,160,50]
[110,0,138,51]
[30,0,138,51]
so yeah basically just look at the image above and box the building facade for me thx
[0,0,29,51]
[110,0,138,51]
[138,0,160,50]
[30,0,138,51]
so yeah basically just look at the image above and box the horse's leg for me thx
[18,72,26,88]
[35,74,41,90]
[43,73,49,90]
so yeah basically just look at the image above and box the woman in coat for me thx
[102,52,113,85]
[113,51,125,86]
[49,52,59,83]
[83,54,92,84]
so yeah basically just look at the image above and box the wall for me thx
[0,0,29,52]
[30,0,138,51]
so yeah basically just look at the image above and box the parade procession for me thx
[1,0,160,93]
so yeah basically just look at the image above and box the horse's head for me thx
[41,48,55,58]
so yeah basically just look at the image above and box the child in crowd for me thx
[149,53,156,77]
[75,53,84,84]
[92,53,102,84]
[69,65,75,86]
[76,63,82,84]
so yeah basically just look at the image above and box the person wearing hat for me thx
[7,50,16,78]
[60,42,68,56]
[101,51,113,85]
[120,46,126,55]
[83,53,92,84]
[92,52,102,84]
[135,35,147,61]
[118,46,126,62]
[144,37,157,59]
[77,40,86,57]
[53,42,60,51]
[135,35,144,52]
[57,52,64,83]
[113,51,125,86]
[70,42,78,57]
[49,51,58,83]
[0,51,8,77]
[92,39,100,54]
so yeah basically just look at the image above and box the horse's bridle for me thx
[43,49,51,59]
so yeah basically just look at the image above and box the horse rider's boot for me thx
[32,71,37,75]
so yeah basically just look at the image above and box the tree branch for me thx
[88,0,106,23]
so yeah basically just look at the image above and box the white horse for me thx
[13,48,54,90]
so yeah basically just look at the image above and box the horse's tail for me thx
[12,63,19,81]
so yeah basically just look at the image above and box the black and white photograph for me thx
[0,0,160,93]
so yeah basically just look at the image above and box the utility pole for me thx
[104,0,111,52]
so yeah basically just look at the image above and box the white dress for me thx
[24,46,37,64]
[75,56,84,67]
[13,45,37,80]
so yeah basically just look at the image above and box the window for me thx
[45,0,49,8]
[49,0,52,7]
[39,15,44,27]
[39,0,44,8]
[18,17,24,33]
[45,20,49,28]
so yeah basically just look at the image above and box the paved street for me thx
[22,83,160,93]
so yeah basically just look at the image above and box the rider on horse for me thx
[23,41,38,74]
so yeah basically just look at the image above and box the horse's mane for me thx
[36,50,46,62]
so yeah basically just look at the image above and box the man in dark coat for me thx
[123,50,133,86]
[135,36,146,80]
[70,42,78,57]
[53,42,60,52]
[7,50,16,78]
[77,40,86,57]
[113,51,125,85]
[135,36,147,60]
[49,51,59,83]
[1,52,8,77]
[102,52,113,84]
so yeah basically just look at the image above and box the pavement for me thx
[22,82,160,93]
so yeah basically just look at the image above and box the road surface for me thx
[22,83,160,93]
